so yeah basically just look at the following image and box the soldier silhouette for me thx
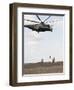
[41,58,44,63]
[49,56,51,59]
[52,57,55,63]
[49,56,52,63]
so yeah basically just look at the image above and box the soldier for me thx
[49,56,51,63]
[52,57,55,63]
[41,58,44,63]
[49,56,51,59]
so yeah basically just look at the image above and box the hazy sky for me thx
[24,14,65,63]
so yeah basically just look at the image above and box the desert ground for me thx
[23,61,63,75]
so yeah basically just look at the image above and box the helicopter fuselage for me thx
[24,22,52,32]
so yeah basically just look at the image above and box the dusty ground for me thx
[23,61,63,74]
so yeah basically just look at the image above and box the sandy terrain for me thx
[23,61,63,74]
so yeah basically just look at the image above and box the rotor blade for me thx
[24,19,40,23]
[43,16,51,22]
[36,15,42,22]
[46,20,59,28]
[46,18,59,24]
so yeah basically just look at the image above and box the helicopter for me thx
[24,15,53,33]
